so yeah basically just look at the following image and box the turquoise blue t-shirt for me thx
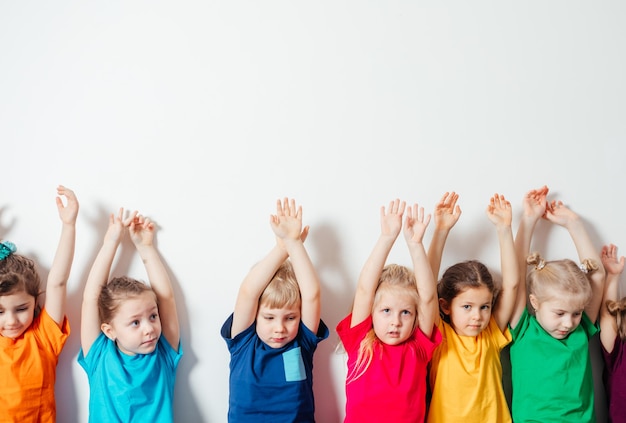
[78,333,182,423]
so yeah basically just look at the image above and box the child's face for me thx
[255,303,301,348]
[530,292,585,339]
[101,291,162,356]
[372,290,417,345]
[0,291,36,339]
[443,285,493,337]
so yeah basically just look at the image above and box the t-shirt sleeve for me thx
[581,311,599,338]
[336,313,372,354]
[486,316,512,350]
[33,308,70,357]
[77,332,108,375]
[414,323,442,361]
[602,335,620,370]
[158,335,183,370]
[509,307,530,341]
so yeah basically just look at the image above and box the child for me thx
[336,199,441,423]
[599,243,626,423]
[221,198,328,422]
[426,192,518,423]
[79,208,182,423]
[509,186,605,423]
[0,185,78,422]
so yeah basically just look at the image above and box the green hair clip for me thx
[0,241,16,261]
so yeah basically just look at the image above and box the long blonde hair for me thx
[347,264,419,383]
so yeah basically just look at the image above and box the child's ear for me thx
[439,298,451,315]
[101,323,115,341]
[529,294,539,312]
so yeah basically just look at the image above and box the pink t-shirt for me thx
[337,314,441,423]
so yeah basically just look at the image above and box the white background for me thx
[1,2,625,422]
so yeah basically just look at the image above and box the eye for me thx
[462,305,471,310]
[131,320,140,327]
[382,308,390,313]
[264,316,274,320]
[401,310,412,316]
[555,312,564,317]
[480,305,490,310]
[573,311,582,317]
[150,313,158,320]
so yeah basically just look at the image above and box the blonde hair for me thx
[347,264,419,383]
[259,260,301,309]
[606,298,626,340]
[526,252,596,307]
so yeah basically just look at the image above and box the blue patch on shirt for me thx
[282,347,306,382]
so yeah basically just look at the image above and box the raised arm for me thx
[485,193,518,332]
[45,185,79,326]
[81,208,136,356]
[351,199,405,327]
[403,203,436,336]
[600,244,624,353]
[511,185,549,329]
[271,199,320,333]
[427,192,461,282]
[128,214,180,351]
[545,201,605,323]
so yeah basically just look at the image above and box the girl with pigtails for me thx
[599,243,626,423]
[509,185,605,423]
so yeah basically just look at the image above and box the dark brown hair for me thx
[437,260,497,323]
[0,254,42,316]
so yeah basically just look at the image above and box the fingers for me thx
[385,198,406,215]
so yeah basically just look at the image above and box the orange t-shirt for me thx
[0,309,70,422]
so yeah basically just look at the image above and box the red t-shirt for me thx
[337,314,441,423]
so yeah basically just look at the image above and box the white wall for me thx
[1,2,625,422]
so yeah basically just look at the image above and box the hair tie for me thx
[579,262,589,274]
[0,241,17,261]
[535,258,546,270]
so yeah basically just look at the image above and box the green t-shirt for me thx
[509,308,598,423]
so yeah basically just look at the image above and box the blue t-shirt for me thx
[221,313,329,423]
[78,332,183,423]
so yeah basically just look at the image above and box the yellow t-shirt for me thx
[0,309,70,423]
[427,316,511,423]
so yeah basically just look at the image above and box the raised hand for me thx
[129,214,156,248]
[521,185,549,221]
[486,193,512,228]
[381,198,406,238]
[404,203,431,245]
[601,244,625,276]
[104,208,136,245]
[544,200,578,228]
[433,191,461,231]
[270,198,303,242]
[56,185,79,225]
